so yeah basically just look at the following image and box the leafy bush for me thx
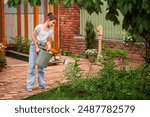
[123,33,144,46]
[85,49,98,55]
[0,44,6,72]
[97,46,128,69]
[59,49,71,56]
[85,20,96,49]
[10,36,31,54]
[26,60,150,100]
[65,56,98,96]
[26,47,150,100]
[65,57,82,83]
[98,64,150,99]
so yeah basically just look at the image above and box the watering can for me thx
[36,49,53,68]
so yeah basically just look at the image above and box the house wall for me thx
[59,3,80,53]
[58,2,143,62]
[58,1,126,54]
[80,0,125,39]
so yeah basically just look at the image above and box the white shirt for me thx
[35,24,53,45]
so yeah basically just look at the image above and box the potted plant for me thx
[85,49,98,62]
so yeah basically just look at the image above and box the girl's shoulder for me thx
[35,24,44,32]
[36,24,43,28]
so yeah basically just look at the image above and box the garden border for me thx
[6,50,29,61]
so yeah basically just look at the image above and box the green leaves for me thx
[128,3,132,13]
[142,0,150,10]
[143,19,150,32]
[7,0,20,7]
[139,23,143,33]
[120,2,131,15]
[85,20,96,49]
[75,0,103,14]
[106,11,120,25]
[28,0,41,6]
[64,0,73,7]
[48,0,61,4]
[14,0,20,4]
[23,0,29,4]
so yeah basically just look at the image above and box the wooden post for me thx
[33,5,39,28]
[96,25,103,55]
[49,4,52,12]
[0,0,5,44]
[17,4,21,37]
[24,3,28,39]
[54,4,59,51]
[44,0,48,22]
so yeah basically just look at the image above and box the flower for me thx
[0,44,6,51]
[85,49,98,55]
[50,49,58,54]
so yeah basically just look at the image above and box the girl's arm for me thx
[32,30,40,53]
[45,37,52,51]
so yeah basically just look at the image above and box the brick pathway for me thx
[0,56,101,100]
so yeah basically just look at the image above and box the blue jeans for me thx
[27,43,46,89]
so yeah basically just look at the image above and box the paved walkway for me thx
[0,56,101,100]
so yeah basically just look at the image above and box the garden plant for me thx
[26,47,150,100]
[0,44,6,72]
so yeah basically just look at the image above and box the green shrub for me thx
[97,45,128,69]
[10,36,31,54]
[0,44,6,71]
[26,47,150,100]
[26,61,150,100]
[65,56,81,83]
[65,56,99,96]
[103,47,128,61]
[85,20,96,49]
[98,65,150,99]
[123,33,143,45]
[59,49,71,56]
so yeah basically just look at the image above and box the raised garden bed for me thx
[6,50,29,62]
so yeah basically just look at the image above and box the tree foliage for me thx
[7,0,150,64]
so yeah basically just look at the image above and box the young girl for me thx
[27,13,57,92]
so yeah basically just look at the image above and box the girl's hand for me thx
[36,47,40,53]
[47,44,51,51]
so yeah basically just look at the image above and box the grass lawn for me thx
[25,78,103,100]
[25,74,150,100]
[25,85,102,100]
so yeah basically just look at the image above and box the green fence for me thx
[80,1,125,39]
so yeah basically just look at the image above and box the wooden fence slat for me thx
[0,0,5,44]
[17,4,21,37]
[44,0,48,22]
[24,4,28,39]
[34,5,39,28]
[54,5,59,50]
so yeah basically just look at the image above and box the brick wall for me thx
[58,2,143,63]
[59,2,80,53]
[105,41,144,63]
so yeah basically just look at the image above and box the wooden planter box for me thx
[6,50,29,61]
